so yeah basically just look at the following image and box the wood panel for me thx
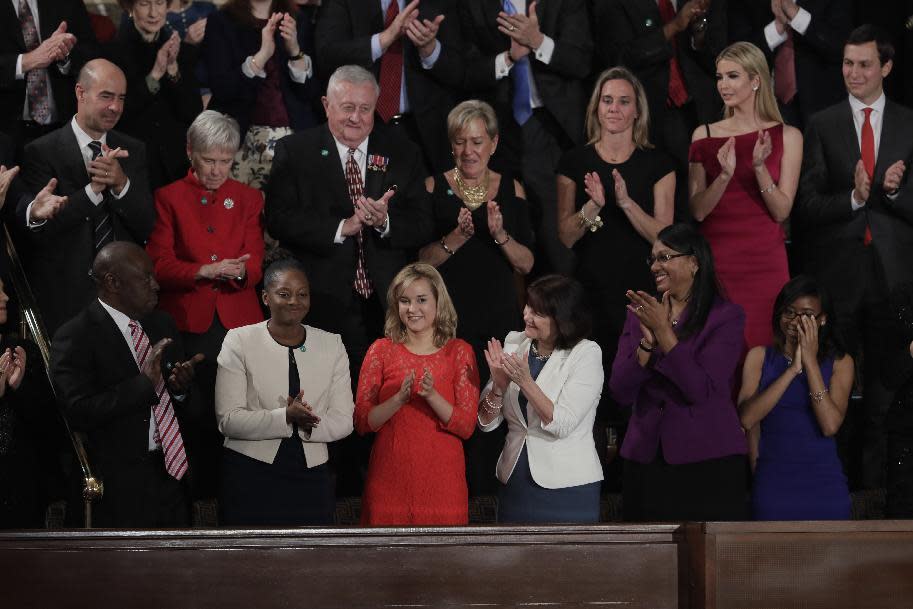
[0,525,685,609]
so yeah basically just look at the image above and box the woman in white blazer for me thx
[215,259,354,525]
[479,275,604,523]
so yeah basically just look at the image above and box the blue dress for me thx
[751,348,851,520]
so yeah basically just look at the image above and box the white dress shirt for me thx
[764,1,812,51]
[494,0,555,111]
[331,135,392,243]
[849,92,887,208]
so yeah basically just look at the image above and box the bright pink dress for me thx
[689,124,790,349]
[355,338,480,526]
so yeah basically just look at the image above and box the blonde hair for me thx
[384,263,457,348]
[447,99,499,142]
[585,66,652,148]
[716,42,783,123]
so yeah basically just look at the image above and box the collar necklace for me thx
[453,167,489,211]
[530,340,551,362]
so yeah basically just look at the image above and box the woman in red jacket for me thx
[147,109,265,499]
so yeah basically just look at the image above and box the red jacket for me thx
[147,171,265,333]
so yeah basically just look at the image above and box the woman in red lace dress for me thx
[688,42,803,349]
[355,263,480,525]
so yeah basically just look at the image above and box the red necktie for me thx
[376,1,403,122]
[861,107,874,246]
[657,0,689,107]
[345,149,374,298]
[129,321,188,480]
[774,32,797,104]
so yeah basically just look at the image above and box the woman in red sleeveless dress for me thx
[688,42,803,350]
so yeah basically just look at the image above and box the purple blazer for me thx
[609,298,748,465]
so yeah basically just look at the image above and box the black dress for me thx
[430,171,534,377]
[884,282,913,517]
[556,145,675,423]
[430,172,533,496]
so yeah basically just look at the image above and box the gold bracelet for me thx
[494,233,511,246]
[576,208,603,232]
[810,389,829,403]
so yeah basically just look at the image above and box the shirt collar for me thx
[71,116,107,150]
[848,91,886,115]
[332,135,369,160]
[98,298,133,332]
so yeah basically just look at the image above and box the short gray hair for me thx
[327,65,380,99]
[186,110,241,154]
[447,100,498,142]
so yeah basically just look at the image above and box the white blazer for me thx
[479,331,604,489]
[215,321,354,467]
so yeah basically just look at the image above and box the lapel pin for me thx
[321,149,328,156]
[201,196,208,205]
[645,18,654,27]
[224,198,234,209]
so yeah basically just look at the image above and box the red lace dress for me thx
[355,338,480,525]
[689,124,790,349]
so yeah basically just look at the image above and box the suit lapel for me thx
[57,126,93,190]
[363,133,390,200]
[88,301,142,376]
[836,100,860,166]
[37,0,58,40]
[369,0,384,31]
[320,126,353,212]
[876,101,906,179]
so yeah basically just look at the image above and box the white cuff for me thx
[111,178,131,199]
[495,51,512,80]
[25,200,47,228]
[85,184,104,205]
[287,55,313,83]
[15,54,24,79]
[334,219,347,244]
[420,40,442,69]
[790,7,812,35]
[764,20,788,51]
[242,56,266,79]
[533,35,555,64]
[851,191,866,210]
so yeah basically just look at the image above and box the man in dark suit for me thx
[51,241,204,527]
[595,0,726,217]
[459,0,592,274]
[794,25,913,489]
[18,58,154,336]
[315,0,464,173]
[266,65,432,495]
[0,0,97,157]
[729,0,853,130]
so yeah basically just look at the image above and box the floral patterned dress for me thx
[355,338,480,525]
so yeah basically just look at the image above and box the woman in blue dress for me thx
[738,275,854,520]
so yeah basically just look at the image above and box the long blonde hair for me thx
[716,41,783,123]
[584,66,653,148]
[384,263,458,348]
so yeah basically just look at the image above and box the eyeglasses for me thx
[781,309,820,321]
[646,253,690,266]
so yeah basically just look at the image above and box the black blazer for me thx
[50,301,193,527]
[458,0,592,172]
[202,7,320,139]
[0,0,97,132]
[265,124,433,328]
[315,0,464,173]
[106,24,203,191]
[18,124,155,335]
[795,98,913,292]
[728,0,852,125]
[595,0,728,132]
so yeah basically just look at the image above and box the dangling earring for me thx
[752,85,759,92]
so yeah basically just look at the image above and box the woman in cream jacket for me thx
[479,275,604,523]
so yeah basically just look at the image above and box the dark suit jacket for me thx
[265,124,433,329]
[315,0,464,173]
[459,0,593,172]
[0,130,30,276]
[50,301,194,527]
[18,124,155,335]
[595,0,728,132]
[202,7,320,139]
[795,98,913,293]
[729,0,852,125]
[0,0,97,132]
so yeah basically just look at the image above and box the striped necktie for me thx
[88,140,114,252]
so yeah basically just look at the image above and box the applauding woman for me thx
[688,42,802,349]
[738,276,853,520]
[610,223,748,521]
[355,264,480,525]
[215,259,354,525]
[478,275,604,524]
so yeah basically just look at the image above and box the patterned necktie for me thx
[129,320,188,480]
[657,0,689,107]
[503,0,532,125]
[376,0,403,122]
[88,140,114,251]
[861,107,874,246]
[345,148,374,298]
[774,32,797,104]
[19,0,51,125]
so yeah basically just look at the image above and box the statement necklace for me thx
[453,167,489,211]
[530,340,551,362]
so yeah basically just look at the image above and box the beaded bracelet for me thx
[638,338,654,352]
[760,182,776,195]
[494,233,511,246]
[440,238,455,256]
[577,209,604,232]
[810,389,829,403]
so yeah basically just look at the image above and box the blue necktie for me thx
[504,0,532,125]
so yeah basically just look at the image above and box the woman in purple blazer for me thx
[610,223,748,521]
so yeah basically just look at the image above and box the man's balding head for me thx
[75,59,126,139]
[94,242,159,319]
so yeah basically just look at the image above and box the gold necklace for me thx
[453,167,489,211]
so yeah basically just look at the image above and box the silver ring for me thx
[509,25,516,32]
